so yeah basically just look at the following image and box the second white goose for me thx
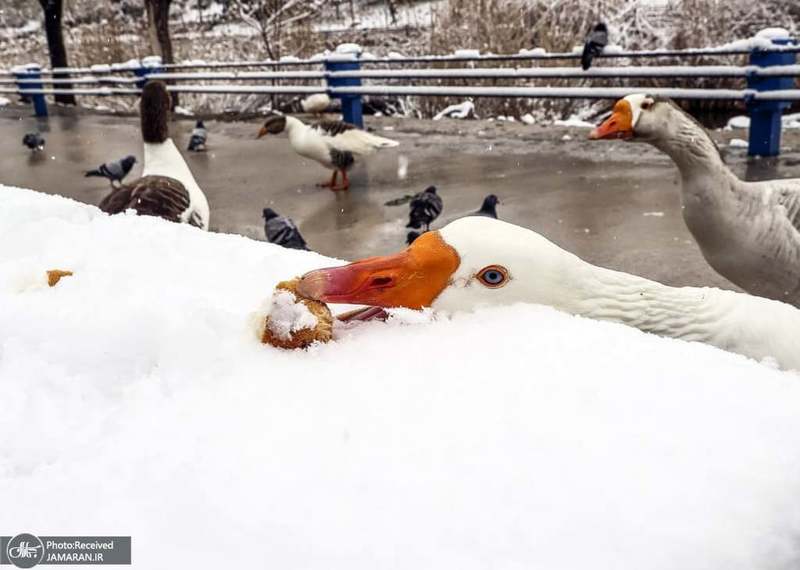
[590,94,800,307]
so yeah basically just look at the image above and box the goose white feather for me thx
[434,218,799,371]
[284,116,398,167]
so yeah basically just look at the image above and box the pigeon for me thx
[263,208,309,250]
[187,120,208,151]
[581,23,608,70]
[473,194,500,218]
[85,155,137,186]
[22,132,45,151]
[406,185,443,232]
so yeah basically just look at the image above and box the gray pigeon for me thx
[85,155,137,187]
[22,132,45,151]
[188,120,207,151]
[473,194,500,218]
[581,23,608,70]
[262,207,309,250]
[406,185,443,231]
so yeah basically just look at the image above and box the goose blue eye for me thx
[477,265,509,288]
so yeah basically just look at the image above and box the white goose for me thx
[590,94,800,307]
[99,81,210,230]
[296,217,800,371]
[257,112,398,191]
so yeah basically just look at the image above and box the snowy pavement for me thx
[1,186,799,569]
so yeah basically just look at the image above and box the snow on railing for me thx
[4,64,800,89]
[3,85,797,102]
[2,31,799,156]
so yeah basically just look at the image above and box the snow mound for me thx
[729,138,749,148]
[0,96,10,107]
[335,43,362,55]
[756,27,791,40]
[433,101,476,120]
[453,49,480,58]
[2,186,800,569]
[518,47,546,56]
[554,115,595,128]
[728,114,800,130]
[727,115,751,129]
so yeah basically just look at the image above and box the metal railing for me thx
[3,32,799,156]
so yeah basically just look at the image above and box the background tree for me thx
[38,0,75,105]
[144,0,179,106]
[231,0,325,60]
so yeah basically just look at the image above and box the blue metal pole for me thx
[14,64,48,117]
[325,56,364,128]
[747,33,797,157]
[134,57,164,89]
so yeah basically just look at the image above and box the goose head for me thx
[257,113,287,138]
[589,94,676,142]
[297,217,582,314]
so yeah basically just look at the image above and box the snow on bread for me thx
[260,278,333,349]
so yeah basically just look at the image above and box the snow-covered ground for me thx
[1,185,800,569]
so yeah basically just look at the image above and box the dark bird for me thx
[22,132,45,151]
[263,208,309,250]
[406,185,443,232]
[187,120,208,151]
[581,22,608,70]
[473,194,500,218]
[85,155,137,187]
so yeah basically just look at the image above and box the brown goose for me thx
[99,81,210,229]
[590,94,800,307]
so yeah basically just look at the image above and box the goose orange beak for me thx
[297,231,460,309]
[589,99,634,140]
[257,126,269,138]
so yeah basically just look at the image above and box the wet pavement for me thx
[3,103,800,292]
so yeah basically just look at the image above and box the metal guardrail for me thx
[3,33,799,156]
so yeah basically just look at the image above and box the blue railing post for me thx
[14,64,47,117]
[325,47,364,128]
[134,56,164,88]
[747,30,797,157]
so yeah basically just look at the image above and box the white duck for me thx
[589,94,800,307]
[257,112,398,191]
[297,217,800,371]
[99,81,210,229]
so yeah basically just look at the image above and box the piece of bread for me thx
[261,278,333,349]
[47,269,73,287]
